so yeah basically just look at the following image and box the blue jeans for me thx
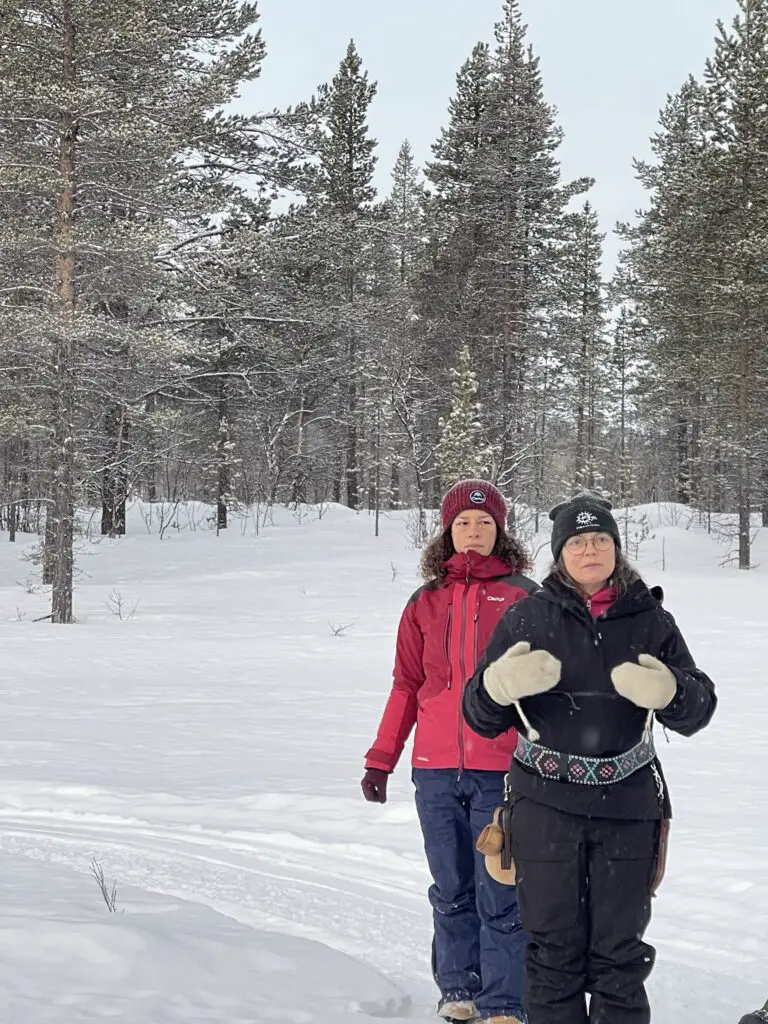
[413,769,527,1021]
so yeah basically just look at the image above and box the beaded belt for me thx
[514,732,656,786]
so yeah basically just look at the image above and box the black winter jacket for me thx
[462,577,717,819]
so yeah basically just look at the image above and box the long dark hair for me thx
[420,528,531,589]
[548,545,641,597]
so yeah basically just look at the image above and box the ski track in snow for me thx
[0,504,767,1021]
[0,793,765,1023]
[0,802,433,990]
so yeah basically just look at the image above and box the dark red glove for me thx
[361,767,389,803]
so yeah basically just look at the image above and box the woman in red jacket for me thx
[361,480,537,1024]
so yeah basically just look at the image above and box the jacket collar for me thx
[585,585,617,618]
[443,550,512,584]
[538,575,660,619]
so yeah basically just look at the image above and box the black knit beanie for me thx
[549,492,621,561]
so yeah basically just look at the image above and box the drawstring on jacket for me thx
[515,700,540,743]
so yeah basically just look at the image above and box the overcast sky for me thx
[242,0,739,270]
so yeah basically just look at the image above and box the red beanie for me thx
[440,479,508,532]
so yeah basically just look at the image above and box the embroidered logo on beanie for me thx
[469,489,486,504]
[575,510,599,529]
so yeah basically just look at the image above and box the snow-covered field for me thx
[0,500,765,1021]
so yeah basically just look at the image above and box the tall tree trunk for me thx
[389,464,400,509]
[216,378,229,532]
[332,433,343,505]
[689,406,702,507]
[614,318,630,507]
[586,373,596,490]
[345,336,359,509]
[373,405,381,536]
[18,439,31,533]
[574,328,588,490]
[51,0,77,624]
[533,351,551,531]
[8,489,16,544]
[737,330,751,569]
[42,499,55,585]
[144,396,159,502]
[101,405,128,536]
[344,249,359,509]
[533,411,545,533]
[414,470,426,546]
[4,438,17,542]
[675,412,690,505]
[291,394,308,505]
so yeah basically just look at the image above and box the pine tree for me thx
[605,303,643,508]
[464,0,591,488]
[427,42,493,205]
[701,0,768,565]
[436,344,490,488]
[302,40,379,509]
[618,77,719,511]
[555,203,607,491]
[419,43,493,349]
[217,43,390,514]
[0,0,267,619]
[388,141,425,283]
[619,2,768,563]
[402,1,596,514]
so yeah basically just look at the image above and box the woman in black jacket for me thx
[462,493,717,1024]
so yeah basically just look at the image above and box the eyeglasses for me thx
[563,533,615,554]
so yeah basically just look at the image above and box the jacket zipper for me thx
[444,605,453,688]
[583,597,604,648]
[472,583,483,671]
[473,598,480,667]
[457,581,469,780]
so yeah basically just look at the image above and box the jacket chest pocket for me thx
[418,609,452,701]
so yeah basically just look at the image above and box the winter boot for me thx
[437,995,478,1022]
[739,1001,768,1024]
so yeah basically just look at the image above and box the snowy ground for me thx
[0,500,765,1021]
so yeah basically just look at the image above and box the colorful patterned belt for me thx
[514,732,656,786]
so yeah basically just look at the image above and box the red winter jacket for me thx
[365,551,538,773]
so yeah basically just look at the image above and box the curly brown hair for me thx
[420,528,532,588]
[548,545,641,597]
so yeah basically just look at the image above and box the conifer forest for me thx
[1,0,767,620]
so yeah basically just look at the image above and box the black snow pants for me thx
[510,796,659,1024]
